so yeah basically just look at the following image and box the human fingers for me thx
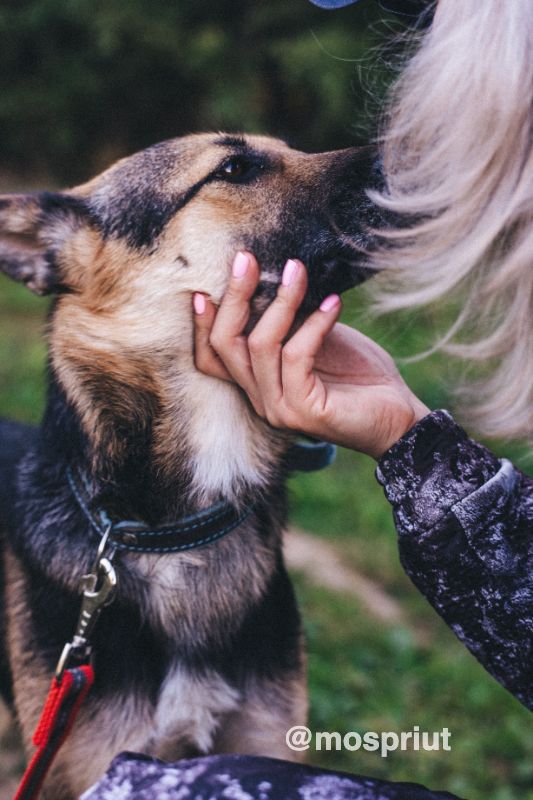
[280,294,342,415]
[192,293,233,381]
[207,252,262,398]
[246,259,308,412]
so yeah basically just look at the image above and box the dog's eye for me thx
[214,156,264,184]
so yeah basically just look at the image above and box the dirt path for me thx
[285,527,405,624]
[284,527,430,647]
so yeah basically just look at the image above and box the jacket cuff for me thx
[375,410,502,535]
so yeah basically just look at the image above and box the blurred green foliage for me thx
[0,0,392,184]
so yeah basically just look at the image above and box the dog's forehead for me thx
[98,133,291,188]
[77,133,294,250]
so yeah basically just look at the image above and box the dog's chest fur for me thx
[89,665,240,758]
[50,666,241,792]
[150,664,240,755]
[171,368,287,505]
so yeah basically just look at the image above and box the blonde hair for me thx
[369,0,533,442]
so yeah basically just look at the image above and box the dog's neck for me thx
[42,358,289,524]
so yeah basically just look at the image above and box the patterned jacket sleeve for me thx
[82,752,464,800]
[375,410,533,710]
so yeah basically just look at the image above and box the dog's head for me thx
[0,133,380,315]
[2,132,380,426]
[0,133,382,495]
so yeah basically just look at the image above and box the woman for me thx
[86,0,531,797]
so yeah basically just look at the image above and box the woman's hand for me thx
[193,252,429,459]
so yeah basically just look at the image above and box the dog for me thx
[0,133,380,798]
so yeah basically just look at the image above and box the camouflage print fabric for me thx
[81,752,462,800]
[376,410,532,711]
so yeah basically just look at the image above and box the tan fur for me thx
[131,519,279,641]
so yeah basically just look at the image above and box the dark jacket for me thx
[376,410,532,711]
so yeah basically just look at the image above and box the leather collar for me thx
[67,440,336,555]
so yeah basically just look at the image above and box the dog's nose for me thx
[323,147,385,237]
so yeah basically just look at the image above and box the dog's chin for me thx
[305,252,375,310]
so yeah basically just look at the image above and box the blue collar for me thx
[67,440,336,554]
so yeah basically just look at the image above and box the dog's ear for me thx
[0,192,93,295]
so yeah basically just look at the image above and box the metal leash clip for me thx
[55,530,118,681]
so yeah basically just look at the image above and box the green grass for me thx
[0,273,531,799]
[0,278,48,423]
[294,573,533,800]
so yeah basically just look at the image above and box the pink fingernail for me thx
[319,294,340,312]
[193,293,206,315]
[232,251,250,278]
[282,259,299,287]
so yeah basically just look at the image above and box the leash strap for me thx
[13,665,94,800]
[13,547,116,800]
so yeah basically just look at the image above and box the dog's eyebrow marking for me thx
[97,173,215,250]
[214,135,248,149]
[95,138,273,251]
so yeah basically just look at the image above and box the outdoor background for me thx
[0,1,532,799]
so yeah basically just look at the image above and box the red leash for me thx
[13,665,94,800]
[13,538,117,800]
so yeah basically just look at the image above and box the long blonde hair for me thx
[369,0,533,442]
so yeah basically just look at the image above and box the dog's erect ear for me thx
[0,192,93,295]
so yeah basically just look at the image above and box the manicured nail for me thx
[193,292,206,315]
[319,294,340,312]
[232,251,250,279]
[282,259,299,287]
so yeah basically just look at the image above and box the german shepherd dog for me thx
[0,133,379,798]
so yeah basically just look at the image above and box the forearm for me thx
[376,410,533,709]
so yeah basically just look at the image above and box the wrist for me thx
[368,397,431,460]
